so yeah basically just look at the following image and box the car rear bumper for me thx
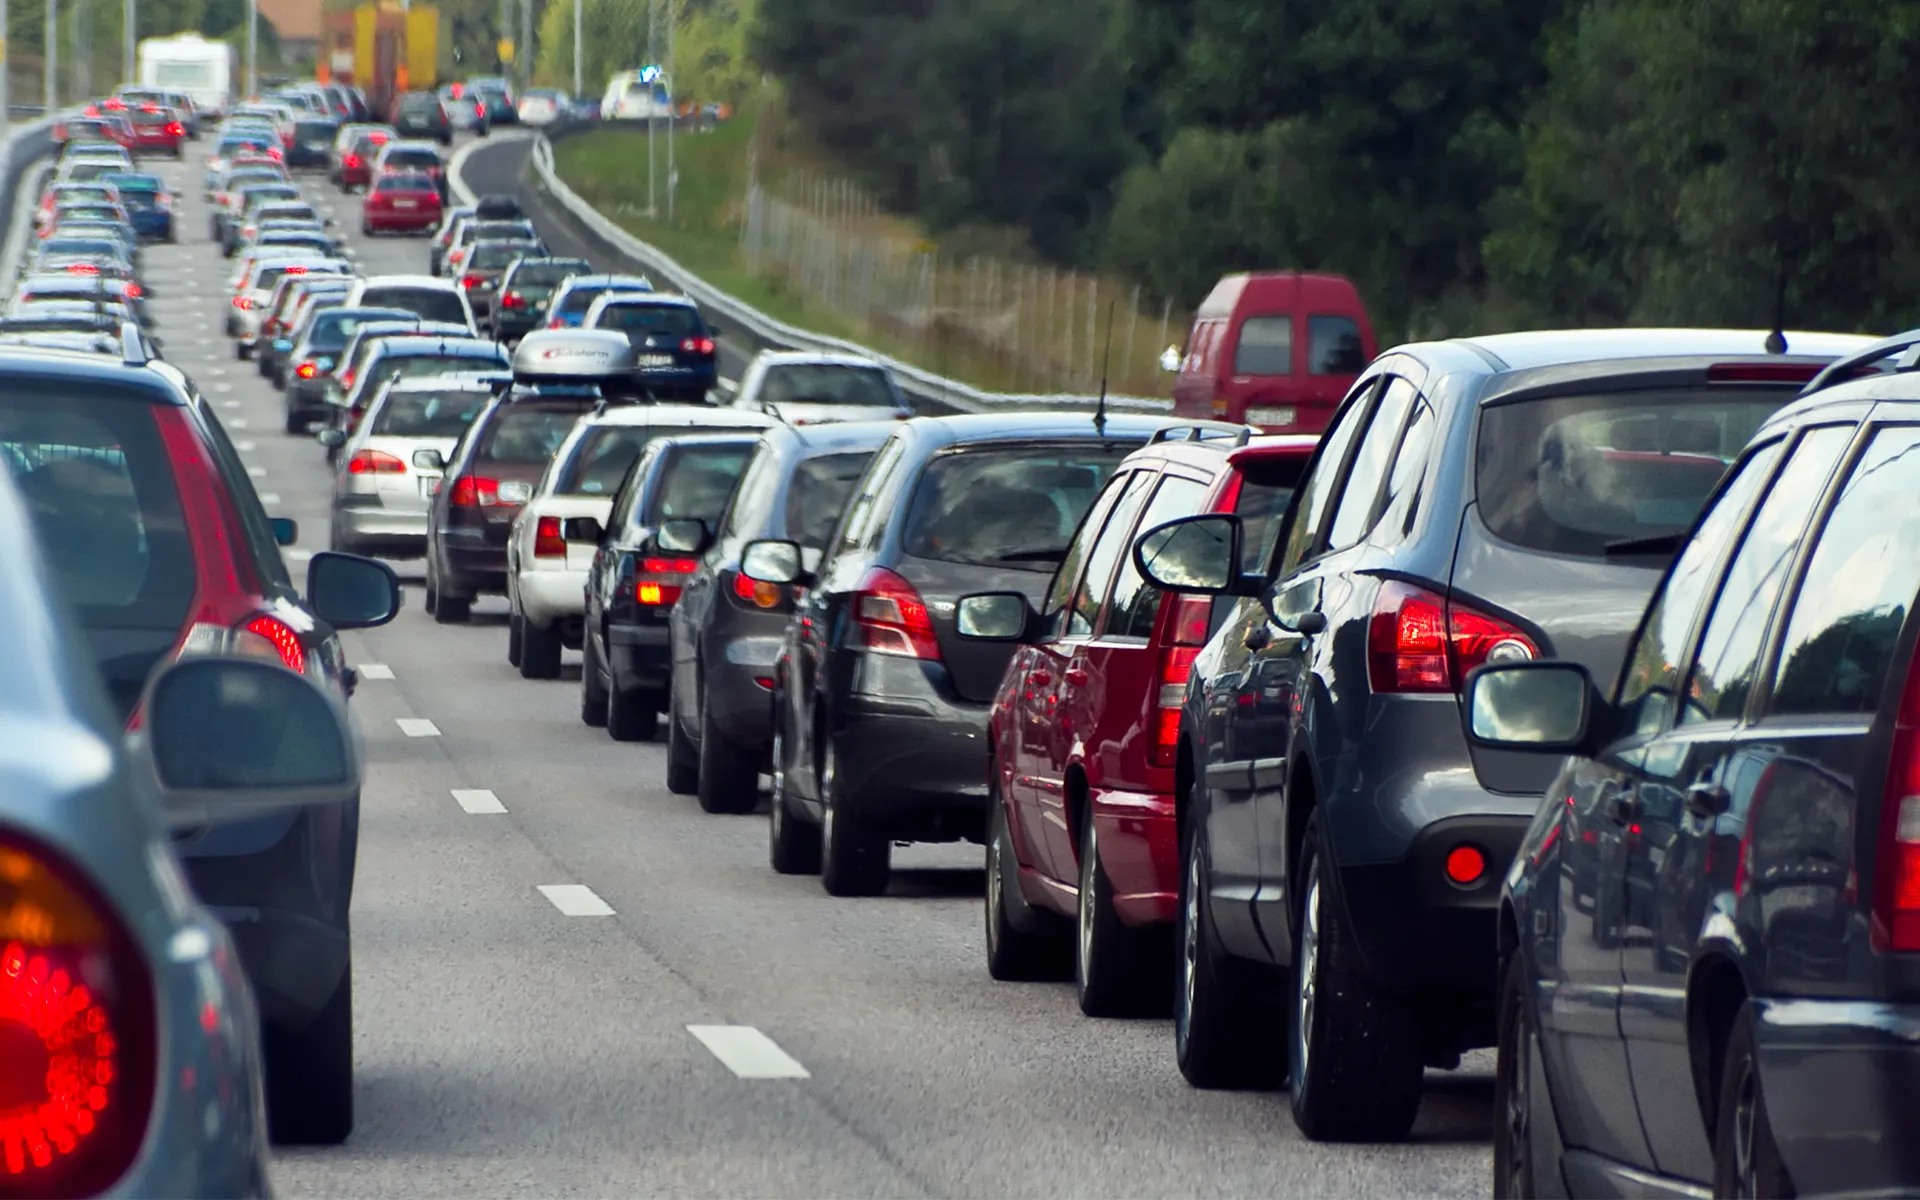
[1091,786,1179,925]
[206,903,350,1031]
[441,537,507,593]
[827,656,992,840]
[608,620,671,694]
[1752,997,1920,1194]
[705,633,785,754]
[337,500,429,543]
[516,565,587,625]
[366,208,439,231]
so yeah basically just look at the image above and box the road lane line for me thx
[453,788,507,814]
[358,663,395,679]
[258,493,281,504]
[235,440,256,451]
[247,465,266,476]
[396,718,440,737]
[537,884,615,916]
[229,418,250,428]
[687,1026,811,1079]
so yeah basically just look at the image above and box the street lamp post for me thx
[572,0,582,99]
[124,0,135,85]
[43,0,56,111]
[665,0,674,223]
[245,0,257,98]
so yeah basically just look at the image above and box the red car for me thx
[980,427,1318,1015]
[361,170,442,234]
[126,104,186,157]
[336,130,390,190]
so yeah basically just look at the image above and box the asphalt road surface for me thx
[137,133,1495,1198]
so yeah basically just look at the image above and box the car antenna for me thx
[1092,297,1116,437]
[1764,256,1788,356]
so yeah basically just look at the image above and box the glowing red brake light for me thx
[1366,581,1537,695]
[680,337,715,355]
[347,449,405,475]
[534,516,567,558]
[240,614,307,673]
[851,567,939,659]
[1706,363,1823,384]
[295,361,319,379]
[732,571,784,609]
[636,556,698,606]
[447,476,499,507]
[460,274,482,289]
[1148,593,1213,767]
[1873,660,1920,953]
[343,154,360,168]
[65,264,99,276]
[500,292,524,309]
[166,122,184,136]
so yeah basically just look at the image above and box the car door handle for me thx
[1244,625,1272,652]
[1686,782,1730,820]
[1028,670,1052,688]
[1063,668,1088,687]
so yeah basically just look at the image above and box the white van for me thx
[138,33,236,119]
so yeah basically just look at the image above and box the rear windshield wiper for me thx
[996,549,1067,563]
[1604,531,1687,558]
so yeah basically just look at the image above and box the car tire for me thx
[519,616,563,679]
[1288,817,1423,1142]
[1713,1003,1795,1199]
[263,961,353,1146]
[819,740,890,897]
[284,407,307,435]
[1494,951,1543,1199]
[580,631,610,727]
[1075,802,1171,1018]
[1174,809,1285,1090]
[768,714,822,874]
[607,682,659,742]
[234,341,249,360]
[507,611,524,667]
[985,784,1072,981]
[665,703,699,792]
[697,695,760,815]
[432,589,471,624]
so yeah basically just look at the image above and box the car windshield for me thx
[595,303,700,335]
[360,286,467,325]
[758,364,897,408]
[554,427,660,495]
[1476,388,1790,558]
[787,451,875,549]
[371,388,492,438]
[903,444,1136,568]
[476,406,580,464]
[648,445,756,522]
[509,261,589,288]
[470,242,539,271]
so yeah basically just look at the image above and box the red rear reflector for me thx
[347,449,405,475]
[533,517,566,558]
[1445,844,1487,886]
[1706,363,1822,384]
[852,567,939,659]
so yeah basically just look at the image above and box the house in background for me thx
[258,0,324,66]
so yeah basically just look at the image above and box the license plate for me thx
[1247,406,1297,429]
[498,480,533,504]
[419,475,441,498]
[306,141,328,150]
[392,199,417,209]
[638,354,675,368]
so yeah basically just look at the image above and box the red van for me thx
[1167,272,1375,434]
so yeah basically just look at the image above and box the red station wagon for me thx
[1169,272,1376,436]
[980,426,1318,1015]
[361,170,442,234]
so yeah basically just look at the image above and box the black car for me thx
[1473,329,1920,1199]
[287,117,341,168]
[582,293,721,402]
[578,433,766,739]
[1124,328,1877,1142]
[751,412,1171,895]
[280,307,419,433]
[457,237,543,321]
[389,90,452,145]
[488,255,591,340]
[666,421,895,815]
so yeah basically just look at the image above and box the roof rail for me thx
[1800,328,1920,396]
[119,321,150,366]
[1148,423,1252,447]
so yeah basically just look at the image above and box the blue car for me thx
[580,291,720,400]
[100,171,174,242]
[542,272,653,329]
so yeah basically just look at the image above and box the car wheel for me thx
[985,783,1071,981]
[519,616,563,679]
[263,959,352,1145]
[1174,809,1285,1089]
[433,588,471,624]
[819,740,890,897]
[665,701,700,791]
[507,611,524,667]
[1075,802,1171,1018]
[580,630,609,727]
[423,568,439,616]
[284,407,307,435]
[1289,817,1423,1142]
[327,520,358,556]
[768,713,822,874]
[607,681,659,742]
[234,341,249,360]
[1494,951,1543,1199]
[697,697,760,815]
[1713,1003,1795,1199]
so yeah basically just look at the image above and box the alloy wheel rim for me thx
[1502,990,1531,1195]
[771,723,786,807]
[821,743,837,850]
[1732,1060,1758,1199]
[1178,844,1200,1043]
[1077,823,1096,989]
[987,818,1005,951]
[1297,872,1321,1080]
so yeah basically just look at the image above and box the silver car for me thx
[324,371,505,557]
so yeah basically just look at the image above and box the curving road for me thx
[126,133,1494,1198]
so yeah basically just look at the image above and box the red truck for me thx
[1167,272,1376,435]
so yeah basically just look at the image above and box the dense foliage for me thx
[752,0,1920,339]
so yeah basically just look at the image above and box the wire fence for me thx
[740,167,1187,398]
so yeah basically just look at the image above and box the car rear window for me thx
[594,303,700,335]
[1308,316,1366,375]
[385,148,441,170]
[554,427,658,495]
[377,173,436,193]
[785,451,873,549]
[1232,454,1312,569]
[903,445,1135,568]
[558,284,644,314]
[1476,389,1787,558]
[309,311,402,351]
[295,120,338,140]
[372,388,491,438]
[471,241,539,271]
[509,261,589,288]
[461,221,533,246]
[648,445,756,523]
[476,406,584,465]
[757,364,896,408]
[361,286,467,325]
[0,395,192,624]
[365,350,505,392]
[1234,316,1293,375]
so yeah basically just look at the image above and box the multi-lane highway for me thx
[131,133,1493,1197]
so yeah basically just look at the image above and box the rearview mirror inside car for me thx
[561,516,604,544]
[655,517,710,555]
[306,550,402,630]
[270,517,297,545]
[741,539,806,586]
[140,656,360,828]
[955,592,1033,641]
[1464,661,1596,752]
[411,447,445,470]
[1133,514,1244,595]
[316,427,346,448]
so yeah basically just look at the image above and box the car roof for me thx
[767,418,905,454]
[579,404,772,429]
[590,292,696,309]
[358,274,458,291]
[388,370,511,392]
[558,274,651,289]
[1431,328,1880,374]
[754,350,885,370]
[908,412,1229,447]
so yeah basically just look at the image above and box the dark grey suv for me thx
[1129,328,1876,1142]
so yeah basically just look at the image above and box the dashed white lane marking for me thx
[258,493,281,504]
[224,400,243,409]
[687,1026,811,1079]
[230,418,250,429]
[396,718,440,737]
[213,382,234,392]
[538,884,615,916]
[285,548,313,561]
[235,439,256,451]
[453,788,507,814]
[358,662,395,679]
[247,465,265,476]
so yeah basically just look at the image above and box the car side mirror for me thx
[139,656,360,828]
[316,427,347,448]
[561,516,604,544]
[741,538,807,586]
[270,516,297,544]
[1160,345,1182,373]
[655,517,710,555]
[1464,662,1599,753]
[955,592,1034,641]
[271,337,293,352]
[410,447,445,469]
[1132,514,1250,595]
[306,550,402,629]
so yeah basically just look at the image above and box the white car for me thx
[229,256,352,355]
[730,350,912,425]
[343,273,476,333]
[326,372,505,557]
[517,89,568,125]
[505,403,773,678]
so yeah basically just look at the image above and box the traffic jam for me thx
[1,76,1914,1200]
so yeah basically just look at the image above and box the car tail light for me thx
[851,567,939,659]
[343,153,360,168]
[0,832,156,1199]
[347,449,405,475]
[460,274,481,289]
[1366,581,1537,695]
[533,516,566,558]
[65,264,98,276]
[475,102,486,117]
[232,296,252,310]
[447,476,500,507]
[121,284,141,300]
[1873,662,1920,953]
[236,614,306,673]
[165,122,183,136]
[680,337,715,355]
[500,292,524,309]
[1148,594,1212,768]
[295,361,319,379]
[548,317,563,329]
[369,131,388,144]
[731,570,785,610]
[636,556,698,606]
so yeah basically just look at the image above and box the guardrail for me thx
[0,113,73,290]
[516,132,1170,417]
